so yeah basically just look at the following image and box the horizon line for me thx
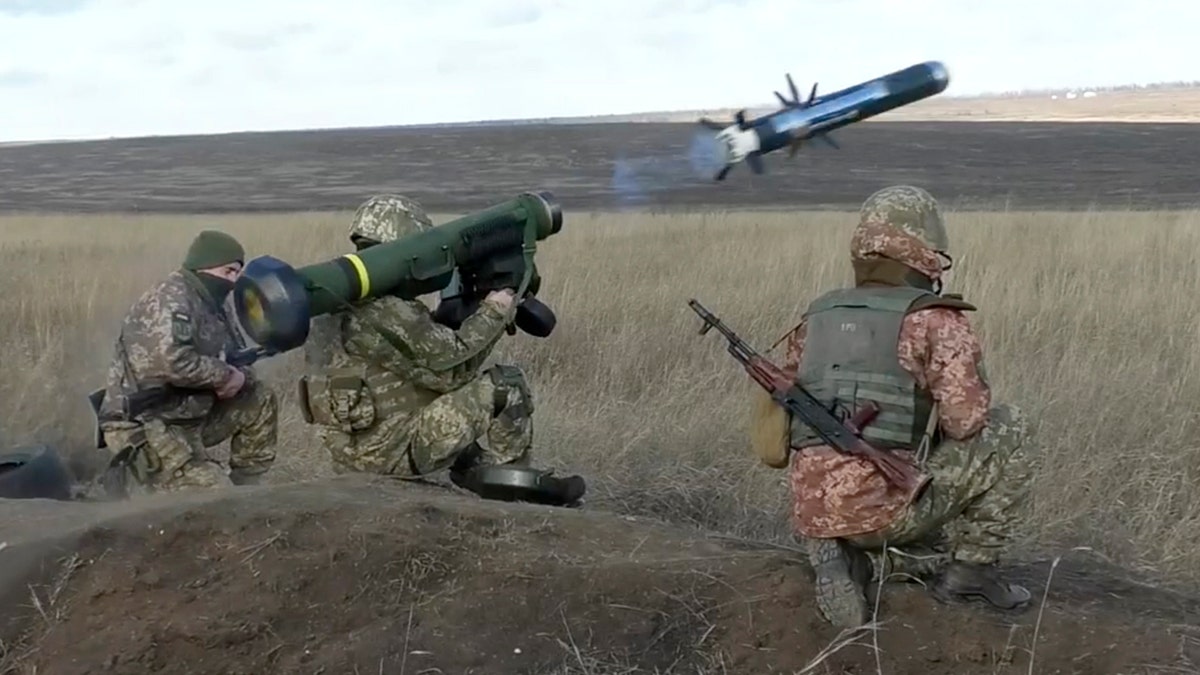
[2,79,1197,147]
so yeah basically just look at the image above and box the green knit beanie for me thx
[183,230,245,271]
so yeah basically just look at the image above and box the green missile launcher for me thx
[232,191,563,354]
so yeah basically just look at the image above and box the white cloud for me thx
[0,0,1193,141]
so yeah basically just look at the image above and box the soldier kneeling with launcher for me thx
[299,194,584,503]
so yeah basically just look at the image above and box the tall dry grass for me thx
[2,207,1199,588]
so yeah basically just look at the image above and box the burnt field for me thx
[1,120,1197,213]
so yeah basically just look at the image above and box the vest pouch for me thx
[298,370,377,433]
[790,285,940,453]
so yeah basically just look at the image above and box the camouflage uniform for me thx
[300,195,533,478]
[96,231,279,493]
[774,186,1033,627]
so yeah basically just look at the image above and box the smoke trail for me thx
[686,129,727,180]
[609,128,728,206]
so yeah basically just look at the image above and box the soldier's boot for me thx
[539,472,587,506]
[866,545,948,584]
[448,442,486,489]
[802,537,872,628]
[931,561,1031,610]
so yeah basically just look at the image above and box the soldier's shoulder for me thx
[121,278,198,345]
[903,304,977,344]
[343,296,432,339]
[152,270,198,301]
[352,295,427,320]
[126,271,191,315]
[908,292,976,313]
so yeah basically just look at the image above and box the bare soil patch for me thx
[1,477,1196,674]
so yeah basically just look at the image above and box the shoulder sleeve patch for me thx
[171,311,194,345]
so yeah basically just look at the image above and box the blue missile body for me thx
[699,61,950,181]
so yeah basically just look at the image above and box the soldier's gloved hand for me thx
[215,367,246,400]
[483,289,516,312]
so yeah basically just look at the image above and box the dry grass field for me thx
[3,204,1199,593]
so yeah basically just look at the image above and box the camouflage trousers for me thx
[842,404,1033,578]
[101,381,279,493]
[320,365,533,477]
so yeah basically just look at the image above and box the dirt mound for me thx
[1,476,1197,674]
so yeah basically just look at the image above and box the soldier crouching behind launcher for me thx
[300,194,582,499]
[757,185,1034,628]
[94,230,280,494]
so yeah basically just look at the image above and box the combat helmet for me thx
[851,185,951,281]
[857,185,948,252]
[349,194,433,247]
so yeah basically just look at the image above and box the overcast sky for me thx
[0,0,1193,141]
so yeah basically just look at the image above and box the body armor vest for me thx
[791,285,943,452]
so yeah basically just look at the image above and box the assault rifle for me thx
[116,345,276,420]
[686,299,928,493]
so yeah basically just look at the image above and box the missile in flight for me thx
[697,60,950,181]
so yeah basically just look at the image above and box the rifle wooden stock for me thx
[745,356,927,494]
[840,435,926,493]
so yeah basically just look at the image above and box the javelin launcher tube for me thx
[700,60,950,180]
[232,191,562,354]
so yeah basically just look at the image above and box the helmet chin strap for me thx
[934,251,954,294]
[935,269,952,294]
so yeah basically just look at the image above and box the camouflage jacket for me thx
[99,269,244,423]
[780,295,991,538]
[300,294,515,435]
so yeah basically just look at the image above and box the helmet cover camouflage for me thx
[851,185,950,279]
[857,185,948,251]
[349,194,433,244]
